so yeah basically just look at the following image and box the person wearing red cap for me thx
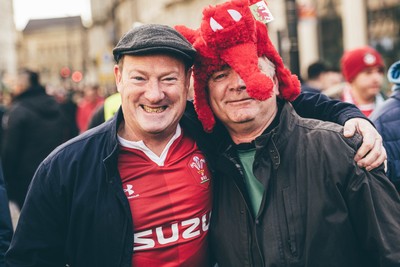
[340,46,386,117]
[177,0,400,266]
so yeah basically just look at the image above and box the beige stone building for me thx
[18,16,87,88]
[0,0,17,80]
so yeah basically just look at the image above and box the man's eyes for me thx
[131,76,145,81]
[163,77,178,82]
[212,72,228,81]
[128,75,178,82]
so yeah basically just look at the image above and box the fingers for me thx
[353,131,375,162]
[365,148,387,172]
[356,136,387,171]
[343,119,357,137]
[344,118,386,171]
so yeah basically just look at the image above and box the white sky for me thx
[13,0,91,30]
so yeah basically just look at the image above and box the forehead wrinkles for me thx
[124,61,185,78]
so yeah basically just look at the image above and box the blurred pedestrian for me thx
[301,61,342,94]
[0,162,13,267]
[1,69,71,209]
[55,87,80,138]
[370,60,400,191]
[87,91,121,129]
[338,46,386,116]
[75,84,104,133]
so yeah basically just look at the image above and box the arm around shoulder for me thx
[292,91,367,125]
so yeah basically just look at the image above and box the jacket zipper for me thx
[228,155,266,267]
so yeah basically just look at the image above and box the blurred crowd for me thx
[0,70,113,211]
[302,46,400,193]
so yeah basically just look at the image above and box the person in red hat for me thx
[177,0,400,266]
[340,46,386,117]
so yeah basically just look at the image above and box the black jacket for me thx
[1,86,71,208]
[209,102,400,267]
[370,90,400,191]
[5,103,210,267]
[0,163,13,267]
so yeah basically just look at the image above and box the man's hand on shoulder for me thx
[343,118,387,171]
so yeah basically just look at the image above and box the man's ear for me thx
[114,64,122,92]
[273,75,280,96]
[185,68,193,89]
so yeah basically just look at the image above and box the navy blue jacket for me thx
[370,90,400,191]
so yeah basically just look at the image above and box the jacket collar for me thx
[101,107,124,182]
[391,89,400,101]
[255,100,297,150]
[102,103,212,172]
[213,100,297,154]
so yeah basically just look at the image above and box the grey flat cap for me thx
[113,24,196,65]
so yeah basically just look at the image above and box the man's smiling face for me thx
[207,57,279,132]
[115,54,191,140]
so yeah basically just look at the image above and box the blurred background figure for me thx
[75,84,104,133]
[370,60,400,191]
[0,161,13,267]
[301,61,343,94]
[88,91,120,129]
[51,86,80,138]
[329,46,386,117]
[1,69,71,209]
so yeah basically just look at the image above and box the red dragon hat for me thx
[176,0,300,132]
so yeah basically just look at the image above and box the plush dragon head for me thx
[176,0,300,132]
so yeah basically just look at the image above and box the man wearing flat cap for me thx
[6,24,213,267]
[6,22,387,267]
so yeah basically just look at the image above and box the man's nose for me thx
[230,72,246,91]
[145,81,165,102]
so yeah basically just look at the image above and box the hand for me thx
[343,118,387,171]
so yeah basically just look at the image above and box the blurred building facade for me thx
[0,0,18,86]
[18,16,87,89]
[298,0,399,79]
[9,0,400,89]
[86,0,399,83]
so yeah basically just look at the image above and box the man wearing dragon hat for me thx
[177,0,400,266]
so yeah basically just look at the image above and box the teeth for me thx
[142,105,166,113]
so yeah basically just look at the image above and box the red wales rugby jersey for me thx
[118,127,212,267]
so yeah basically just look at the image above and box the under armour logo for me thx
[124,184,134,195]
[124,184,140,199]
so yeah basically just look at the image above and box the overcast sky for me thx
[13,0,91,30]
